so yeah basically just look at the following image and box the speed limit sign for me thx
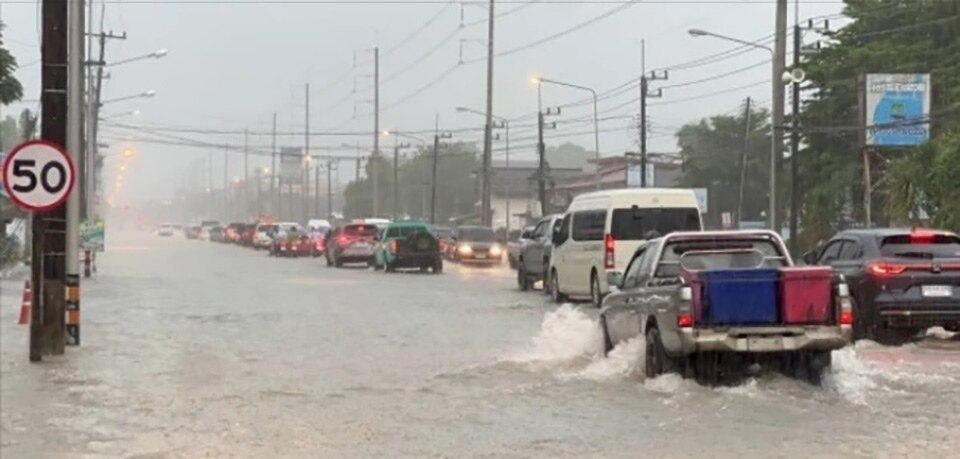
[2,140,76,212]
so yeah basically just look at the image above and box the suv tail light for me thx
[868,262,907,276]
[389,240,397,253]
[604,233,615,269]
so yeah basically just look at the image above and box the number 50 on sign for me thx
[2,140,76,212]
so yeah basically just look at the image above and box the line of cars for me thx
[508,187,960,385]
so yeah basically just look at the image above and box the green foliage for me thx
[799,0,960,246]
[344,142,479,222]
[0,23,24,105]
[676,104,772,228]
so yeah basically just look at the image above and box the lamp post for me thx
[456,106,510,233]
[689,28,778,231]
[531,76,600,190]
[104,49,168,67]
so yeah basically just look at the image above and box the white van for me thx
[548,188,703,307]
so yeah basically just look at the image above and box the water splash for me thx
[509,304,602,366]
[575,338,645,381]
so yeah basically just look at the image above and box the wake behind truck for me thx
[600,230,854,385]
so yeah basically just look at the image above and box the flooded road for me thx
[3,231,960,458]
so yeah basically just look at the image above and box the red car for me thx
[275,234,313,257]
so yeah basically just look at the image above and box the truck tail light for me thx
[839,310,854,326]
[604,233,615,269]
[677,313,694,328]
[678,286,694,328]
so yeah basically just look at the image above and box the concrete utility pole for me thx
[208,151,214,217]
[772,0,788,233]
[789,13,801,255]
[272,112,277,218]
[223,145,228,218]
[393,141,400,221]
[85,26,125,220]
[372,47,380,218]
[304,82,310,221]
[480,0,495,226]
[639,72,665,187]
[430,116,452,224]
[327,159,333,220]
[738,97,752,227]
[536,84,546,216]
[65,0,84,348]
[32,0,69,362]
[244,128,249,217]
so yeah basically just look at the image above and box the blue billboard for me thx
[866,74,931,147]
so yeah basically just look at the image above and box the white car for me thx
[548,188,704,308]
[199,227,212,241]
[253,223,278,250]
[157,224,175,237]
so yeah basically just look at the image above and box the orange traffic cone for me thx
[18,280,31,325]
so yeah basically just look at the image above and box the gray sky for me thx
[2,0,843,206]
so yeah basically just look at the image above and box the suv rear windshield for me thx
[611,207,701,240]
[343,225,380,237]
[385,226,428,238]
[880,234,960,258]
[458,227,495,242]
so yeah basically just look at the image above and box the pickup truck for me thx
[600,230,853,385]
[516,214,561,292]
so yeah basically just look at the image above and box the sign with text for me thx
[865,74,931,146]
[80,218,106,252]
[2,140,76,211]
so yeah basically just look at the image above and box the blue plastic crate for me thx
[702,268,779,325]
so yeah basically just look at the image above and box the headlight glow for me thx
[458,244,473,254]
[489,244,502,256]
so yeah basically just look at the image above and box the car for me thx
[209,226,225,243]
[549,188,704,308]
[600,230,853,385]
[223,222,247,243]
[516,214,562,292]
[450,226,503,265]
[802,228,960,344]
[506,228,528,269]
[308,227,329,257]
[239,223,257,247]
[199,226,212,241]
[184,225,201,239]
[325,223,380,267]
[373,222,443,273]
[157,224,175,237]
[253,223,278,250]
[432,226,455,256]
[269,223,305,256]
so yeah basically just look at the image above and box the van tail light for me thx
[604,233,615,269]
[868,262,907,276]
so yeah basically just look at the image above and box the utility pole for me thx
[304,83,310,221]
[430,116,452,224]
[223,145,228,218]
[372,47,380,218]
[65,0,84,348]
[315,164,320,217]
[772,0,788,233]
[327,159,333,220]
[789,12,801,255]
[393,141,400,221]
[85,25,125,220]
[737,97,752,227]
[639,67,666,188]
[272,112,277,218]
[537,90,546,216]
[480,0,495,226]
[32,0,69,361]
[244,128,249,217]
[208,150,213,217]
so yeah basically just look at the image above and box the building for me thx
[489,160,582,232]
[548,153,683,211]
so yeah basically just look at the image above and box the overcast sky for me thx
[2,0,843,205]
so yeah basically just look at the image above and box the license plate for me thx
[475,253,487,259]
[922,285,953,298]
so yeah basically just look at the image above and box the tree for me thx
[0,22,24,105]
[798,0,960,246]
[676,104,772,229]
[343,142,479,223]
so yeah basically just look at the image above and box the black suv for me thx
[804,228,960,344]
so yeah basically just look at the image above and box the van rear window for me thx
[611,208,701,240]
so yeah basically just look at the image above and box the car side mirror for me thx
[606,271,623,290]
[801,250,819,266]
[552,226,564,246]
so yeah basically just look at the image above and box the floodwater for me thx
[2,231,959,458]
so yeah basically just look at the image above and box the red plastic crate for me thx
[779,267,834,324]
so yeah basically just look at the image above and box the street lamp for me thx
[100,90,156,106]
[456,106,512,233]
[531,76,601,190]
[106,49,168,67]
[689,28,777,231]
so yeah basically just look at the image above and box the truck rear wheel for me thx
[783,351,832,386]
[644,327,677,379]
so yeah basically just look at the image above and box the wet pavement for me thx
[2,231,960,458]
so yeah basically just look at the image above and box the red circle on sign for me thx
[2,140,76,212]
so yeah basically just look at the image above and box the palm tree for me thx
[0,22,24,105]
